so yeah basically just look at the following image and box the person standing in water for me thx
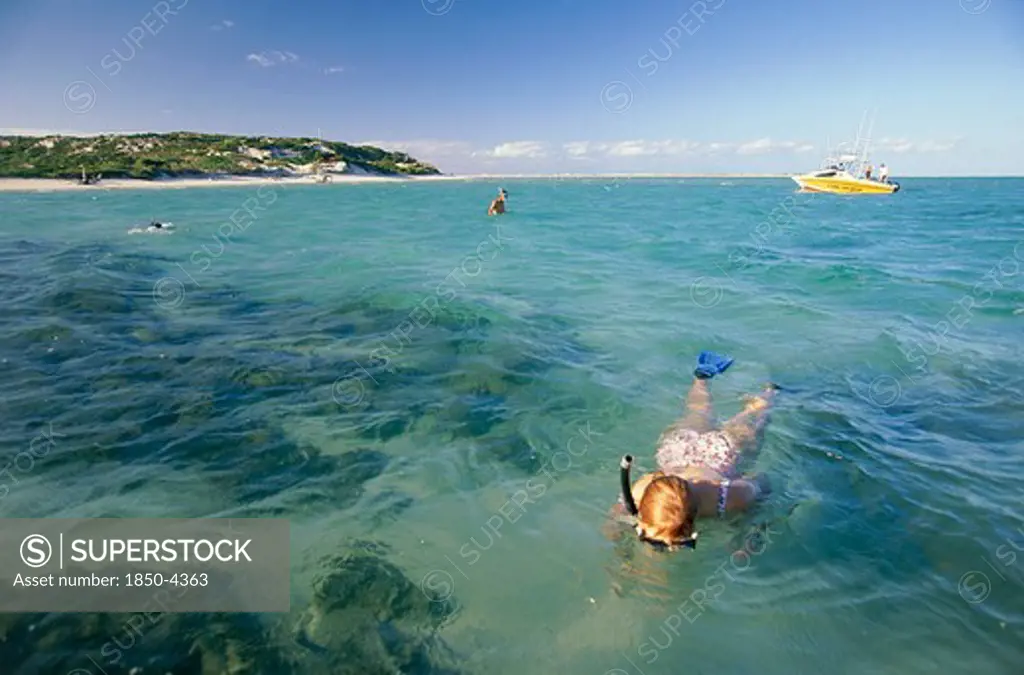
[487,188,508,215]
[612,351,778,550]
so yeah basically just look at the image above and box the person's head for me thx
[631,471,698,548]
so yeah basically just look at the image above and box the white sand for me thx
[0,173,797,193]
[0,173,466,193]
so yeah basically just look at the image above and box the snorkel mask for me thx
[619,455,699,551]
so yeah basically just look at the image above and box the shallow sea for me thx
[1,177,1022,674]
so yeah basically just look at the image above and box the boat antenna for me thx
[852,113,860,170]
[862,108,877,169]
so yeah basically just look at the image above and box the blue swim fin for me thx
[694,350,733,379]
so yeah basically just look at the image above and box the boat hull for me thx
[791,174,899,195]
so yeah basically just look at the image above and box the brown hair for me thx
[632,471,697,547]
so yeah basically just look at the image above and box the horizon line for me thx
[438,173,1024,179]
[1,130,1019,178]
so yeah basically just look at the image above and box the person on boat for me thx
[487,188,507,216]
[864,165,873,181]
[879,163,889,183]
[611,351,777,550]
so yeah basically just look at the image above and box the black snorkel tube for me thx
[620,454,639,516]
[619,453,698,551]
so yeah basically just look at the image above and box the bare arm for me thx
[725,475,770,513]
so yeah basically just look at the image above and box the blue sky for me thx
[2,0,1023,175]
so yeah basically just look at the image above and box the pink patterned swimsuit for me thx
[655,427,740,478]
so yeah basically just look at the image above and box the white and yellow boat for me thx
[793,117,900,195]
[791,160,900,195]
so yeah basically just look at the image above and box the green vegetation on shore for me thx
[0,132,441,179]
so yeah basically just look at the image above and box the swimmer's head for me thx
[632,472,698,549]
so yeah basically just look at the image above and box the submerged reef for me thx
[0,240,614,674]
[0,545,462,674]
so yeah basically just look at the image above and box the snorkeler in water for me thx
[487,188,508,215]
[128,220,174,234]
[613,351,778,550]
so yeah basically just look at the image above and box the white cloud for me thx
[246,51,299,67]
[606,141,647,156]
[355,139,475,158]
[564,141,593,158]
[609,143,651,157]
[246,53,272,67]
[258,135,960,166]
[874,137,960,154]
[487,141,548,159]
[211,19,234,31]
[736,138,814,155]
[736,138,773,155]
[874,137,914,154]
[562,140,701,158]
[917,139,959,152]
[613,140,700,156]
[562,139,811,159]
[323,66,345,75]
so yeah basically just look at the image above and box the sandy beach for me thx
[0,173,795,193]
[0,173,466,193]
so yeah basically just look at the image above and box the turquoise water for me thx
[1,177,1022,674]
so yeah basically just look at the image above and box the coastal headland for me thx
[0,131,792,192]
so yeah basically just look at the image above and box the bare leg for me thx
[664,378,714,434]
[721,385,777,453]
